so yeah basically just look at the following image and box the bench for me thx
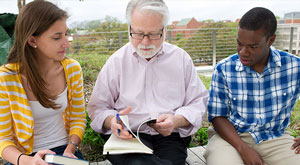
[186,146,206,165]
[90,146,207,165]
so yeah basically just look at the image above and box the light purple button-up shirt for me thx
[87,42,209,137]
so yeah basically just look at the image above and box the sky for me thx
[1,0,300,25]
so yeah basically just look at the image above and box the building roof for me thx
[284,12,300,19]
[177,18,193,26]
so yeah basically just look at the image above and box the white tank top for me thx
[30,87,69,152]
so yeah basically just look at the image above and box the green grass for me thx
[288,100,300,137]
[199,74,212,90]
[67,53,110,83]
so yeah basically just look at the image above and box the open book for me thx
[44,154,90,165]
[103,115,156,155]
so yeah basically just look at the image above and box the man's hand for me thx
[291,137,300,154]
[149,114,176,136]
[238,143,267,165]
[110,106,133,140]
[149,114,190,136]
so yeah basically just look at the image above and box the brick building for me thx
[170,17,202,38]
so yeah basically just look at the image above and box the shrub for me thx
[190,127,208,147]
[81,112,106,161]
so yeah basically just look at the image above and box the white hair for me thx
[126,0,170,27]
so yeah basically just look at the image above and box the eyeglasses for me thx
[129,26,164,40]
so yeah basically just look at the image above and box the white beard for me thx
[136,44,160,59]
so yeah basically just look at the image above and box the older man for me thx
[87,0,209,164]
[204,7,300,165]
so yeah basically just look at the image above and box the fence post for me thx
[289,27,294,53]
[212,29,217,67]
[168,30,172,44]
[119,32,123,48]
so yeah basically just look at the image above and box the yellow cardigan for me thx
[0,58,86,157]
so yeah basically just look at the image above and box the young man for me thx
[87,0,209,164]
[205,7,300,165]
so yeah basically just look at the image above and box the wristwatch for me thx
[69,141,79,151]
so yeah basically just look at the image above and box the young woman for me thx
[0,1,86,164]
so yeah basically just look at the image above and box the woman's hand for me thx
[20,150,55,165]
[63,151,77,158]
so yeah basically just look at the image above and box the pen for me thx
[116,113,120,136]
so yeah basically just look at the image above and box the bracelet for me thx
[69,141,79,151]
[17,153,25,165]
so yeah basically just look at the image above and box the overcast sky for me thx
[1,0,299,24]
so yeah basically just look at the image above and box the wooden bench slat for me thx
[90,160,111,165]
[185,146,206,165]
[92,146,207,165]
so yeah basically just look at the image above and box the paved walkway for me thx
[196,65,214,73]
[196,65,214,77]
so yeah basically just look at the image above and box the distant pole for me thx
[119,32,123,48]
[168,30,172,44]
[289,27,294,53]
[212,29,216,67]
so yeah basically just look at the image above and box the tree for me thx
[69,16,128,56]
[17,0,26,12]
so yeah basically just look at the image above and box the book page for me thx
[119,115,156,143]
[103,133,152,155]
[103,115,155,155]
[44,154,89,165]
[119,115,137,138]
[136,118,157,138]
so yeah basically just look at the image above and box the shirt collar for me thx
[235,46,282,72]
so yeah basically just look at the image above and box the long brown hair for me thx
[7,0,68,109]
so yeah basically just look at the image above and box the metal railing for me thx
[68,24,300,66]
[273,24,300,55]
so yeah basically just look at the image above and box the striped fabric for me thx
[0,58,86,156]
[208,47,300,144]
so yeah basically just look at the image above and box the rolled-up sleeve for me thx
[87,59,119,134]
[175,57,209,137]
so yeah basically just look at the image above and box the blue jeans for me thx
[6,144,84,165]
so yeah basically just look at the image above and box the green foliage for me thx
[82,112,105,148]
[199,74,212,90]
[67,54,109,82]
[69,20,102,32]
[69,16,128,56]
[94,16,128,32]
[190,127,208,147]
[81,111,106,161]
[176,32,183,41]
[196,127,208,145]
[288,100,300,137]
[172,22,238,65]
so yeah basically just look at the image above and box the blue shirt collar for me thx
[235,46,282,73]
